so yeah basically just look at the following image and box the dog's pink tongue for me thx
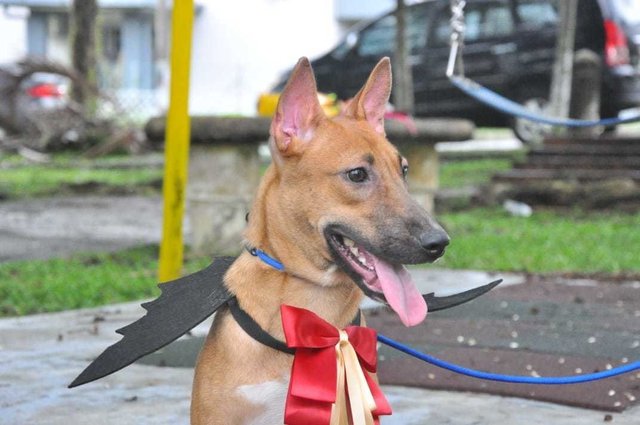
[374,258,427,327]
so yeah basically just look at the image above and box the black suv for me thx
[273,0,640,142]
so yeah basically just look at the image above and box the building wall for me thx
[0,7,28,63]
[188,0,343,116]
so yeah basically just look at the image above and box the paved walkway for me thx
[0,196,172,262]
[2,269,638,424]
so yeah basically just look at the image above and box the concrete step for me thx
[517,155,640,170]
[530,144,640,156]
[544,135,640,147]
[493,168,640,183]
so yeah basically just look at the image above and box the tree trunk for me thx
[70,0,98,109]
[548,0,578,134]
[569,49,602,137]
[393,0,415,114]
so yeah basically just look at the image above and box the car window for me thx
[431,1,514,46]
[516,0,558,28]
[481,3,515,38]
[432,6,461,46]
[332,32,358,60]
[357,6,431,58]
[406,5,431,54]
[358,15,397,57]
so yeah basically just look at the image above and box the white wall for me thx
[0,7,28,64]
[188,0,343,116]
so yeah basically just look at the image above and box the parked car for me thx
[0,62,70,133]
[0,62,77,149]
[271,0,640,143]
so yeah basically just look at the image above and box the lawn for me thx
[436,207,640,274]
[0,153,163,198]
[1,206,638,317]
[439,158,514,189]
[0,246,210,316]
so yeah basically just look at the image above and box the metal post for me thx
[158,0,194,282]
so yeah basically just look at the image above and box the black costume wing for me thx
[424,279,502,312]
[69,256,235,388]
[69,256,501,388]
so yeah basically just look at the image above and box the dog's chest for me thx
[236,376,289,425]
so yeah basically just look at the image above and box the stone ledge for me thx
[145,116,474,145]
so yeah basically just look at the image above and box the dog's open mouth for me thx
[329,233,427,327]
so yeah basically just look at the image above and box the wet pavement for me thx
[0,196,175,262]
[371,275,640,412]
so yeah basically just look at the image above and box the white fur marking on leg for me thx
[236,378,289,425]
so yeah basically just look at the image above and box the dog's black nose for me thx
[419,230,450,259]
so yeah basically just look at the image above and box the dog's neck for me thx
[227,165,363,338]
[245,165,338,281]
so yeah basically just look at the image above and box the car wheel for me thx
[511,97,552,146]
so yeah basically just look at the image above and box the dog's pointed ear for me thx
[342,57,392,134]
[270,57,325,157]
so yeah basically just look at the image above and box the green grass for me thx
[473,127,513,139]
[436,207,640,274]
[0,245,210,317]
[0,154,163,198]
[439,158,514,189]
[0,166,162,197]
[3,208,639,317]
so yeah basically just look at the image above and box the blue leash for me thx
[450,76,640,128]
[249,246,640,384]
[377,334,640,385]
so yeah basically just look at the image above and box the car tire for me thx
[511,96,552,146]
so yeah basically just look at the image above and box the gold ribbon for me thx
[330,330,377,425]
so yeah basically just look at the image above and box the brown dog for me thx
[191,57,449,424]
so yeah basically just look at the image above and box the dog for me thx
[190,57,450,424]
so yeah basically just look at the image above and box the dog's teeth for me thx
[350,247,359,256]
[358,256,367,265]
[344,238,355,247]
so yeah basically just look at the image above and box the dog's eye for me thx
[347,168,369,183]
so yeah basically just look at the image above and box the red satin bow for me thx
[281,305,392,425]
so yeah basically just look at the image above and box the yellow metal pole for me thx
[158,0,194,282]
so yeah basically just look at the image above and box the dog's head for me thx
[264,57,449,326]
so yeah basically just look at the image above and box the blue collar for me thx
[246,246,285,271]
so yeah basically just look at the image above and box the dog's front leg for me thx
[191,312,291,424]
